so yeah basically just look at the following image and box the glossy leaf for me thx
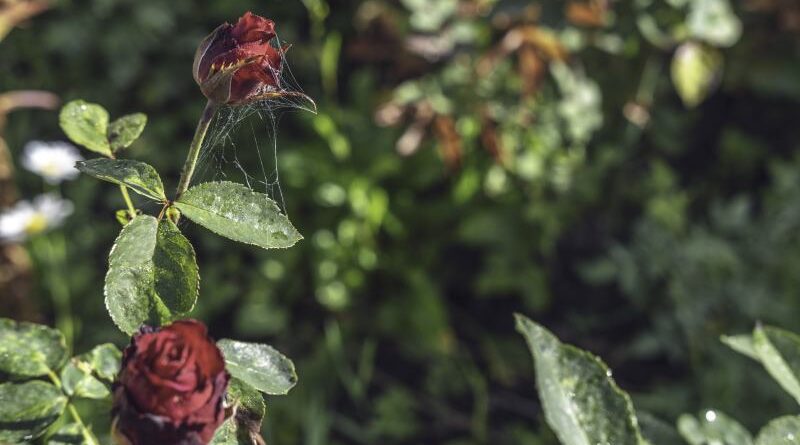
[175,181,302,250]
[0,381,67,443]
[105,215,199,335]
[677,411,753,445]
[0,318,67,377]
[108,113,147,152]
[671,42,723,108]
[59,100,111,156]
[218,339,298,395]
[753,325,800,404]
[514,314,646,445]
[76,158,166,202]
[756,416,800,445]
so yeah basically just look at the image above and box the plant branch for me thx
[175,100,217,201]
[47,368,101,445]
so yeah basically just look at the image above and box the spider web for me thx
[191,34,314,214]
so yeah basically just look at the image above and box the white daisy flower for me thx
[0,194,74,242]
[21,141,84,184]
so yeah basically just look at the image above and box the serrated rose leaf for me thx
[175,181,302,250]
[59,100,112,156]
[217,339,297,395]
[76,158,166,202]
[105,215,199,335]
[0,318,67,377]
[0,381,67,443]
[514,314,647,445]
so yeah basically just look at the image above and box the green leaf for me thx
[514,314,646,445]
[210,378,267,445]
[671,41,723,108]
[60,361,110,399]
[217,339,298,395]
[59,100,111,156]
[76,158,166,202]
[755,416,800,445]
[59,343,120,400]
[677,411,753,445]
[84,343,122,381]
[0,318,67,377]
[0,381,67,443]
[108,113,147,152]
[47,423,87,445]
[175,181,302,250]
[722,334,759,361]
[105,215,199,335]
[753,325,800,404]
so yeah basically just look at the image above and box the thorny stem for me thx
[175,100,217,201]
[47,368,101,445]
[119,184,136,218]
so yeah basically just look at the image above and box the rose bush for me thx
[112,320,229,445]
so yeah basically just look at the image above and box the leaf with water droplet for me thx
[217,339,298,395]
[0,318,67,377]
[756,416,800,445]
[677,411,752,445]
[514,314,647,445]
[175,181,302,250]
[105,215,199,335]
[59,100,112,156]
[76,158,166,202]
[0,381,67,443]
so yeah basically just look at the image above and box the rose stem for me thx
[119,184,136,218]
[175,99,217,201]
[47,369,101,445]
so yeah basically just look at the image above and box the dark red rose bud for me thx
[112,320,230,445]
[193,11,286,105]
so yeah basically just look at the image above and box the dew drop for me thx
[704,410,717,422]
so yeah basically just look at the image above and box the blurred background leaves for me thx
[2,0,800,443]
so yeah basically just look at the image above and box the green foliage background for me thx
[2,0,800,443]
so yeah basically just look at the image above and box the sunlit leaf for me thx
[60,361,110,399]
[671,41,723,108]
[59,100,111,156]
[514,314,647,445]
[217,339,298,395]
[722,334,759,361]
[76,158,166,202]
[175,181,302,250]
[105,215,199,335]
[0,318,67,377]
[0,381,67,443]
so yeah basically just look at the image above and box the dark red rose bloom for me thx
[193,11,286,105]
[112,320,229,445]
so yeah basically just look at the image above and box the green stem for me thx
[119,185,136,217]
[47,369,100,445]
[175,100,217,201]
